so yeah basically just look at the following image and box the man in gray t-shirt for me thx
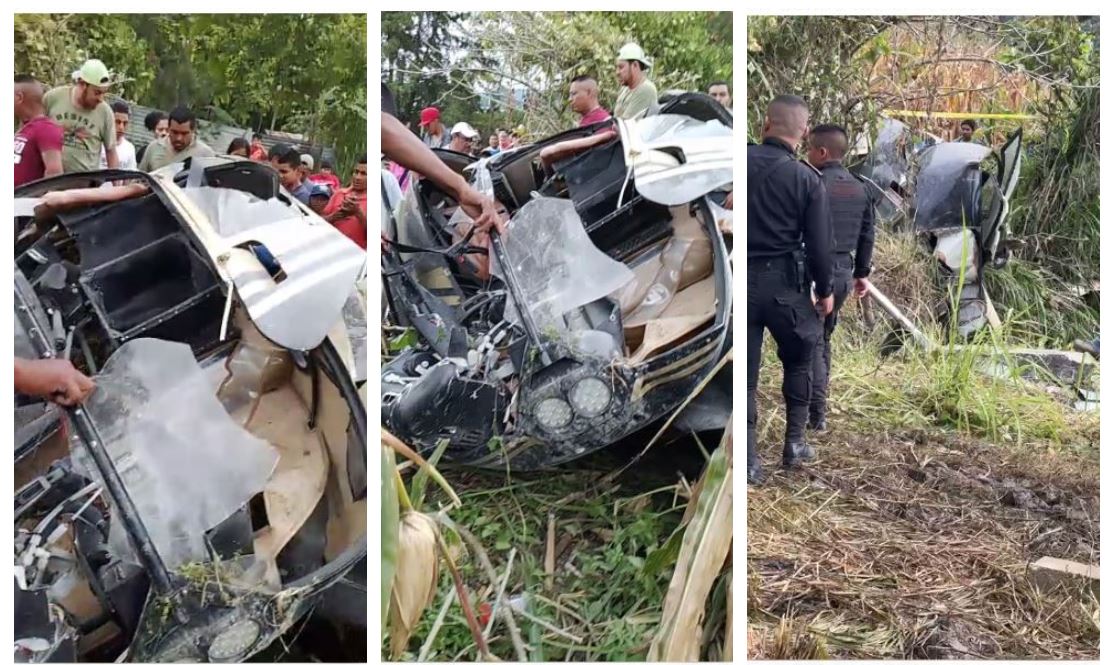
[419,106,450,149]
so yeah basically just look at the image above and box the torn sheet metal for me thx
[913,142,991,231]
[182,186,365,351]
[619,114,733,206]
[342,289,368,383]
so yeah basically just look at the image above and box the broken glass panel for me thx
[77,339,279,569]
[490,198,634,334]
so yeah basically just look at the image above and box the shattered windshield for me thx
[77,339,278,569]
[491,197,634,334]
[913,142,992,231]
[861,118,910,189]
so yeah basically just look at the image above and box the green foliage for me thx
[1001,19,1099,335]
[403,473,684,661]
[381,12,469,130]
[747,16,890,142]
[383,11,732,137]
[1005,27,1099,289]
[15,14,367,171]
[984,256,1099,346]
[16,14,150,94]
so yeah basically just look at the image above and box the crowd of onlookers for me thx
[390,42,732,211]
[15,58,367,250]
[407,41,732,167]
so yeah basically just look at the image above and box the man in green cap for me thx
[614,43,658,120]
[43,59,118,172]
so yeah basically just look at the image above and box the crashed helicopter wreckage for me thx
[14,156,368,662]
[851,121,1096,405]
[853,118,1025,339]
[382,93,734,470]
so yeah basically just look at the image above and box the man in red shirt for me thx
[309,158,342,189]
[539,74,618,167]
[572,75,613,128]
[14,75,64,188]
[323,155,368,249]
[249,132,268,162]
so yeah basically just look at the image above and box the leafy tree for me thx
[15,13,366,174]
[382,12,470,131]
[382,11,733,139]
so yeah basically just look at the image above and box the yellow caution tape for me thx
[884,109,1038,120]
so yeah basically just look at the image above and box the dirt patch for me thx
[748,426,1099,660]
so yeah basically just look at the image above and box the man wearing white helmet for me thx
[43,59,119,172]
[614,43,658,120]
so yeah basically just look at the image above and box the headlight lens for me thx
[535,397,573,430]
[569,377,612,418]
[207,619,261,661]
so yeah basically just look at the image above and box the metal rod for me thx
[14,282,174,593]
[489,231,551,365]
[864,283,935,352]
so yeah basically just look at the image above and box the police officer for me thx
[805,124,876,431]
[748,95,834,485]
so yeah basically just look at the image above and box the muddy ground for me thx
[747,426,1099,660]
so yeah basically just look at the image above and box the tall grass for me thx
[984,258,1099,347]
[811,230,1099,448]
[813,325,1095,448]
[1007,87,1100,287]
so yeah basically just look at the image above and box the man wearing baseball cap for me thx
[614,43,658,120]
[447,122,479,154]
[307,182,332,215]
[419,106,449,149]
[43,59,119,172]
[299,152,315,184]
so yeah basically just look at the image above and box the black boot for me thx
[807,408,827,432]
[747,430,765,485]
[783,406,816,468]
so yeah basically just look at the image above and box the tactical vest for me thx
[822,163,869,254]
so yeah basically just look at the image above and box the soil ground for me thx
[747,418,1099,659]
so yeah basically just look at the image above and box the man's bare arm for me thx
[105,146,120,170]
[539,132,617,167]
[381,112,502,234]
[41,149,63,179]
[35,183,149,217]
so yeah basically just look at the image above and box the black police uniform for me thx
[807,160,875,429]
[747,137,834,481]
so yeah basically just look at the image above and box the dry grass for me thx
[747,416,1099,660]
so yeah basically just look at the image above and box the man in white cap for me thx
[447,122,479,154]
[614,43,658,120]
[43,58,119,172]
[299,152,315,185]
